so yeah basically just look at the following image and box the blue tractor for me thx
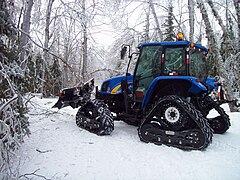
[53,34,238,150]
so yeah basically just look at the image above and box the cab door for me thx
[133,45,163,102]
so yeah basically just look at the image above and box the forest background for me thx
[0,0,240,178]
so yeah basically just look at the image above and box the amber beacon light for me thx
[177,33,183,41]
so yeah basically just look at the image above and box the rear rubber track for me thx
[76,99,114,135]
[138,95,213,150]
[193,96,230,134]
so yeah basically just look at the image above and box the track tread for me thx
[76,99,114,135]
[194,96,230,134]
[138,95,213,150]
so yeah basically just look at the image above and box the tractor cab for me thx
[130,34,208,103]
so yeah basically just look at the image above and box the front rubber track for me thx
[76,99,114,135]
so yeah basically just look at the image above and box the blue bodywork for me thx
[205,77,218,91]
[99,41,217,109]
[99,75,217,108]
[100,75,133,95]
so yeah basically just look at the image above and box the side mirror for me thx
[120,46,127,59]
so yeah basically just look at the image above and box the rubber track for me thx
[195,96,230,134]
[76,99,114,135]
[138,95,213,150]
[208,101,230,134]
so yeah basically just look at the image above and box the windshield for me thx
[190,48,208,79]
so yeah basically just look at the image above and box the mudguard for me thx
[141,76,207,108]
[205,77,218,91]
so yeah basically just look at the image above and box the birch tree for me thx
[233,0,240,49]
[188,0,194,42]
[82,0,88,82]
[206,0,233,60]
[196,0,239,111]
[196,0,221,75]
[141,2,150,43]
[149,0,163,41]
[163,1,175,41]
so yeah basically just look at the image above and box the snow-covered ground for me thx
[18,96,240,180]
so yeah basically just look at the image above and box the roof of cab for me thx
[140,40,208,52]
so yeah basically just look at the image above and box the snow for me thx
[18,97,240,180]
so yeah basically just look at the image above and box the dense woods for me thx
[0,0,240,178]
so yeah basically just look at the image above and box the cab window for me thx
[135,46,162,78]
[190,48,208,79]
[164,47,186,75]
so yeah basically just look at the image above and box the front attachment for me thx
[52,78,94,109]
[138,95,213,150]
[76,99,114,135]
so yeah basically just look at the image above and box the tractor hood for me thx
[100,75,133,95]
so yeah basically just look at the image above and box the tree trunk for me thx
[196,0,221,73]
[40,0,54,96]
[197,0,237,112]
[207,0,231,60]
[188,0,194,42]
[233,0,240,50]
[19,0,34,69]
[149,0,163,41]
[142,2,150,43]
[82,0,88,82]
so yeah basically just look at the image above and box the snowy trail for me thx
[19,97,240,180]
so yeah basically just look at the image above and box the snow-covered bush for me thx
[0,0,30,176]
[222,52,240,111]
[0,95,30,179]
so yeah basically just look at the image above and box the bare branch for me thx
[19,169,51,180]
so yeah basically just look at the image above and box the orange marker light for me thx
[177,33,183,40]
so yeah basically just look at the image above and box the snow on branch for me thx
[19,168,51,180]
[17,29,82,83]
[89,68,122,76]
[0,94,30,178]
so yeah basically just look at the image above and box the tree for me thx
[0,0,29,178]
[206,0,233,61]
[49,57,62,96]
[141,2,150,43]
[149,0,163,41]
[40,0,54,96]
[163,1,175,41]
[81,0,87,82]
[196,0,239,111]
[188,0,195,42]
[196,0,220,75]
[19,0,34,69]
[233,0,240,50]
